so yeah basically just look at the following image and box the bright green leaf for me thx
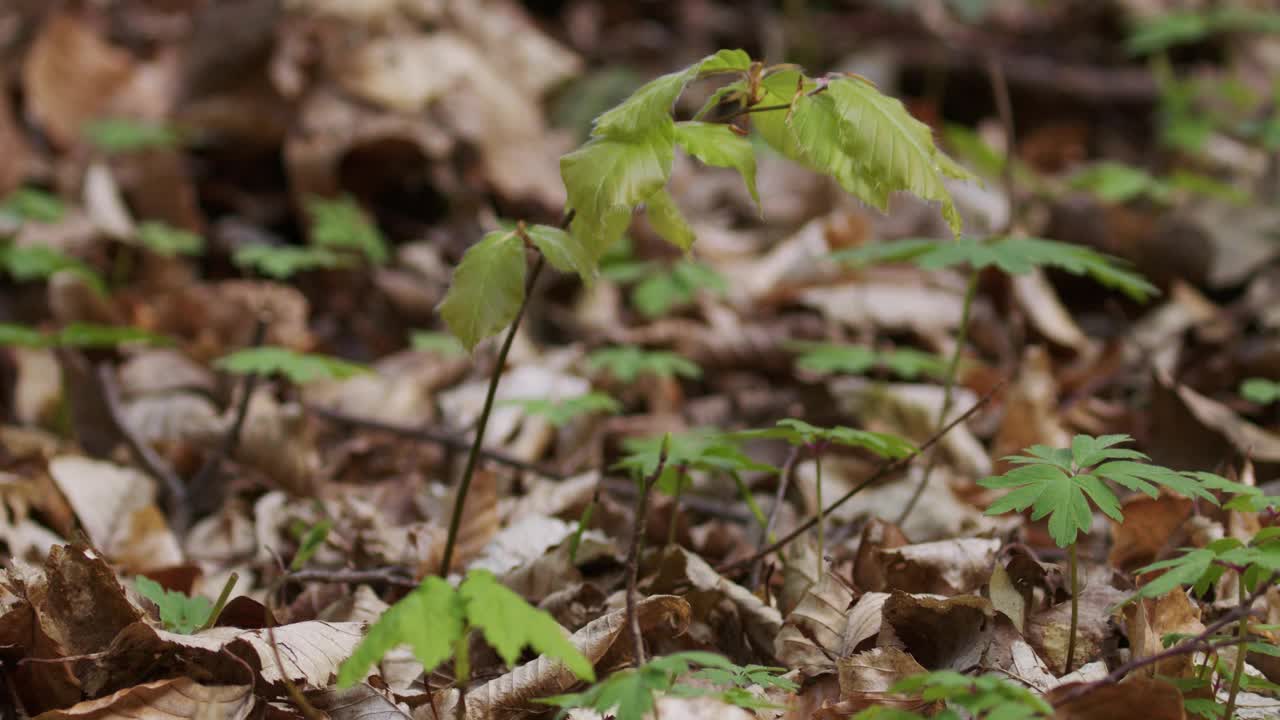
[215,346,368,384]
[525,223,594,281]
[337,576,464,687]
[438,230,527,351]
[644,188,696,252]
[674,121,760,209]
[134,576,212,635]
[233,244,345,279]
[459,570,594,680]
[137,221,204,257]
[307,195,388,265]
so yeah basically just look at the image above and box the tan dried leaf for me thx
[839,592,889,656]
[853,518,909,593]
[23,13,134,148]
[1027,570,1127,675]
[1049,676,1186,720]
[878,538,1001,595]
[649,545,783,657]
[308,683,411,720]
[836,646,932,714]
[32,678,253,720]
[775,570,855,674]
[879,592,994,671]
[1109,494,1193,573]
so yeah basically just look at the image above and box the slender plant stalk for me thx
[666,466,685,547]
[1222,579,1250,720]
[1066,542,1080,674]
[626,441,669,666]
[438,254,545,576]
[897,269,978,525]
[814,450,824,582]
[454,635,471,720]
[196,572,239,632]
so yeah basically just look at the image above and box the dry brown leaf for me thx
[444,469,499,573]
[23,12,134,148]
[775,569,854,675]
[988,562,1028,633]
[839,591,889,656]
[12,347,62,427]
[879,592,994,671]
[1171,376,1280,462]
[1108,494,1193,573]
[647,696,758,719]
[853,518,909,592]
[835,646,934,715]
[991,345,1070,474]
[878,538,1001,595]
[1027,569,1127,675]
[46,458,182,573]
[32,678,253,720]
[307,683,411,720]
[981,614,1057,692]
[1049,676,1186,720]
[1011,269,1094,353]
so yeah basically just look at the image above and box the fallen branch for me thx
[717,383,1002,577]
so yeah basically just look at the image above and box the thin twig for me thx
[96,364,189,533]
[719,384,1002,577]
[190,318,267,512]
[1051,571,1280,706]
[986,50,1018,234]
[286,567,419,588]
[626,441,670,667]
[306,403,566,480]
[439,253,547,576]
[750,445,800,589]
[197,572,240,632]
[719,102,793,122]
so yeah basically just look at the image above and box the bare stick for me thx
[190,318,267,511]
[286,567,419,588]
[96,363,189,532]
[626,440,669,666]
[718,384,1001,577]
[750,445,800,588]
[439,254,546,576]
[306,403,566,480]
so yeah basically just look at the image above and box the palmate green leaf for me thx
[337,576,464,687]
[233,244,345,278]
[632,260,726,318]
[1,187,65,223]
[134,576,213,635]
[524,223,593,281]
[1070,434,1147,468]
[460,570,594,680]
[540,651,743,720]
[0,324,49,348]
[307,195,388,265]
[728,418,916,459]
[788,75,974,235]
[0,243,107,295]
[585,346,702,383]
[215,347,368,384]
[1134,547,1219,599]
[1069,162,1166,203]
[57,324,172,348]
[137,221,204,257]
[980,464,1093,547]
[409,331,465,357]
[439,230,527,351]
[644,188,696,252]
[832,236,1159,302]
[1094,461,1218,504]
[674,121,759,209]
[502,392,622,427]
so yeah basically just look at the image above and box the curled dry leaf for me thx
[835,646,934,715]
[980,614,1057,692]
[991,345,1070,473]
[1123,589,1204,680]
[775,569,854,675]
[427,595,692,720]
[988,562,1028,633]
[1027,569,1127,676]
[1010,268,1094,353]
[1108,494,1193,573]
[839,591,889,656]
[853,518,909,592]
[877,537,1001,595]
[1048,675,1186,720]
[31,678,253,720]
[879,592,994,671]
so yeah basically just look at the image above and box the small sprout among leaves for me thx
[0,242,107,295]
[729,418,917,459]
[615,429,777,495]
[233,244,346,279]
[83,118,182,154]
[134,576,212,635]
[137,221,204,257]
[1240,378,1280,405]
[215,347,368,384]
[502,392,622,427]
[788,341,948,380]
[586,346,702,383]
[409,330,466,357]
[306,195,389,265]
[540,652,779,720]
[832,235,1158,302]
[336,569,594,688]
[851,671,1053,720]
[632,259,727,317]
[0,187,65,224]
[979,434,1216,548]
[289,519,333,571]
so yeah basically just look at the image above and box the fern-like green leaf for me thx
[0,243,106,295]
[459,570,594,681]
[215,347,368,384]
[438,230,527,351]
[0,324,49,348]
[336,576,464,687]
[632,260,726,318]
[307,195,388,265]
[674,121,759,209]
[409,331,465,357]
[57,324,171,348]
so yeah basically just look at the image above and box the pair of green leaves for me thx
[336,569,594,688]
[234,196,386,279]
[214,346,368,384]
[134,577,214,635]
[789,342,948,380]
[0,323,170,349]
[0,241,106,296]
[833,235,1159,302]
[539,651,793,720]
[586,346,702,384]
[979,434,1217,548]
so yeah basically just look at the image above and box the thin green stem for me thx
[814,451,824,582]
[627,441,670,666]
[732,471,770,530]
[438,254,545,576]
[1222,580,1249,720]
[454,634,471,720]
[197,572,239,632]
[667,466,686,548]
[897,268,978,526]
[1066,542,1079,674]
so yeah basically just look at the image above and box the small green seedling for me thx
[306,195,389,266]
[788,341,948,380]
[409,331,466,357]
[833,235,1158,302]
[851,670,1053,720]
[0,323,171,349]
[632,259,727,318]
[0,242,106,295]
[134,575,241,636]
[337,569,594,688]
[0,187,65,224]
[586,346,702,384]
[539,652,783,720]
[137,221,204,257]
[289,519,333,572]
[503,392,622,428]
[1240,378,1280,405]
[83,118,182,154]
[979,434,1216,671]
[233,244,346,279]
[214,346,368,384]
[730,419,915,578]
